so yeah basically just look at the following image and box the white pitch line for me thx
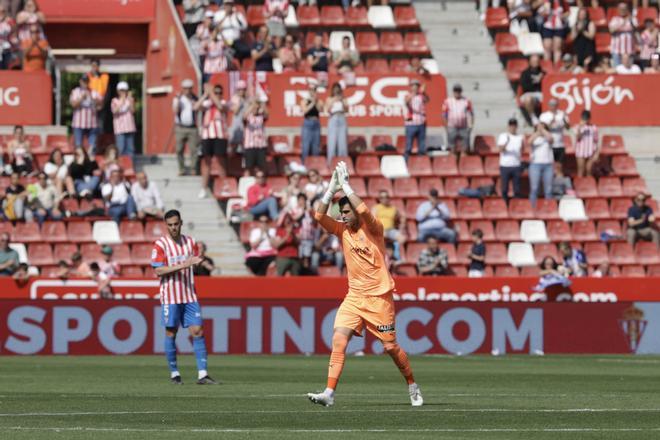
[596,358,660,364]
[7,427,660,433]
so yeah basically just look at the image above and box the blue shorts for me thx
[161,302,203,328]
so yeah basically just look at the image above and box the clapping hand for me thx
[335,161,349,186]
[328,170,340,194]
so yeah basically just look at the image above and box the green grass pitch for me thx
[0,355,659,439]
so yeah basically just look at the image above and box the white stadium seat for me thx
[517,32,544,56]
[380,155,409,179]
[559,198,587,222]
[93,221,122,245]
[329,31,356,52]
[508,242,537,267]
[368,5,396,29]
[284,5,298,27]
[9,243,27,264]
[520,220,549,243]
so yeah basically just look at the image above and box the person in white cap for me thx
[172,79,200,176]
[111,81,136,157]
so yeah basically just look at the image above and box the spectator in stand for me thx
[333,36,359,74]
[295,196,317,273]
[594,55,616,73]
[243,97,269,174]
[468,229,486,277]
[615,53,641,74]
[245,215,277,276]
[201,26,229,82]
[16,0,44,43]
[278,34,301,72]
[417,236,450,276]
[111,82,137,157]
[574,110,599,177]
[558,53,584,74]
[193,242,216,276]
[520,55,545,125]
[300,82,322,163]
[102,145,120,180]
[0,232,18,276]
[304,169,327,202]
[6,125,33,176]
[66,147,98,198]
[645,53,660,74]
[571,8,596,71]
[306,32,331,73]
[551,161,573,199]
[99,245,120,278]
[406,57,430,75]
[263,0,289,45]
[229,80,248,152]
[251,25,277,72]
[539,0,569,64]
[627,192,659,248]
[325,82,348,163]
[12,262,29,283]
[311,228,343,274]
[1,0,21,19]
[21,24,48,72]
[182,0,208,38]
[194,11,214,67]
[536,256,571,292]
[279,172,303,210]
[29,172,63,225]
[195,82,229,199]
[3,172,29,220]
[89,262,112,299]
[272,213,301,276]
[508,0,534,33]
[70,251,91,277]
[528,122,554,208]
[70,75,103,156]
[372,190,407,260]
[403,79,429,161]
[87,59,110,131]
[559,241,587,277]
[639,19,658,69]
[213,0,249,61]
[247,169,279,220]
[173,78,200,176]
[442,83,474,155]
[608,2,637,67]
[0,4,15,70]
[43,148,69,195]
[101,169,137,224]
[131,171,165,219]
[415,188,457,243]
[539,98,569,164]
[498,118,524,202]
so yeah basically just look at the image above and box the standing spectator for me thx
[558,53,584,74]
[213,0,249,61]
[201,26,229,82]
[645,53,660,74]
[306,32,331,73]
[574,110,599,177]
[194,11,214,67]
[182,0,208,38]
[325,82,348,163]
[552,161,573,198]
[131,171,165,219]
[639,18,658,69]
[66,147,98,198]
[528,122,554,208]
[539,0,568,64]
[21,24,48,72]
[29,172,63,225]
[0,233,18,276]
[247,169,279,220]
[403,79,429,161]
[70,75,102,155]
[193,242,216,276]
[333,36,360,73]
[263,0,289,45]
[498,118,524,202]
[571,8,596,70]
[278,34,301,71]
[519,55,545,125]
[245,215,277,276]
[417,236,450,276]
[311,228,343,274]
[300,82,322,163]
[468,229,486,277]
[615,53,642,74]
[172,78,200,176]
[87,59,110,131]
[608,2,637,67]
[251,25,276,72]
[101,169,137,223]
[195,82,229,199]
[0,0,20,21]
[415,189,457,243]
[3,172,29,220]
[111,81,137,157]
[243,98,269,174]
[372,190,407,259]
[229,80,248,152]
[43,148,69,195]
[559,241,587,277]
[99,245,120,278]
[16,0,44,43]
[0,4,14,71]
[539,98,569,164]
[627,193,659,248]
[6,125,33,176]
[272,214,301,276]
[442,83,474,154]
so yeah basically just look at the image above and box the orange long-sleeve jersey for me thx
[314,202,395,296]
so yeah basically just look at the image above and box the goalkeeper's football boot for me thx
[409,383,424,407]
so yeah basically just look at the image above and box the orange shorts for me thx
[334,292,396,342]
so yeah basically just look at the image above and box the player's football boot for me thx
[409,383,423,407]
[171,375,183,385]
[196,375,218,385]
[307,391,334,407]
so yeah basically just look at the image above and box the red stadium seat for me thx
[267,176,288,194]
[53,243,78,261]
[46,134,73,152]
[495,220,521,241]
[584,242,608,265]
[598,177,623,197]
[458,155,484,177]
[609,198,631,220]
[304,32,328,52]
[486,243,508,265]
[80,243,102,262]
[418,177,444,197]
[119,156,135,178]
[547,220,572,242]
[483,198,509,220]
[595,33,611,54]
[622,178,648,197]
[371,134,393,149]
[444,177,469,198]
[121,266,144,277]
[403,32,430,55]
[588,7,607,28]
[389,58,410,72]
[621,265,645,277]
[451,220,469,242]
[329,156,355,175]
[348,177,367,198]
[533,199,559,220]
[110,244,132,265]
[600,134,625,155]
[345,6,369,27]
[28,243,54,266]
[505,58,528,82]
[131,243,153,265]
[432,155,459,176]
[440,243,458,264]
[356,31,380,54]
[246,5,265,26]
[469,220,496,241]
[213,177,239,200]
[648,265,660,276]
[441,199,457,218]
[571,220,598,241]
[144,221,167,242]
[304,157,331,177]
[367,177,393,197]
[355,156,381,177]
[574,176,598,198]
[404,242,426,263]
[393,178,420,198]
[474,135,497,155]
[636,7,657,27]
[609,242,636,265]
[520,266,540,277]
[534,243,559,264]
[12,222,42,243]
[495,265,520,277]
[41,221,68,243]
[495,32,520,56]
[484,156,500,177]
[585,198,611,220]
[455,243,472,264]
[611,156,638,177]
[471,177,494,190]
[394,5,419,28]
[508,199,534,219]
[635,242,660,265]
[320,6,345,26]
[596,220,623,238]
[0,221,13,236]
[407,156,433,177]
[239,221,257,244]
[485,7,509,30]
[379,32,405,54]
[457,198,483,220]
[365,58,389,72]
[297,5,321,27]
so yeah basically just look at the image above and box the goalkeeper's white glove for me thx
[321,170,340,204]
[336,161,353,197]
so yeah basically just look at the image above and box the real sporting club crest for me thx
[618,305,647,353]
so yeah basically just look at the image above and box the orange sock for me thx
[386,343,415,385]
[326,351,346,390]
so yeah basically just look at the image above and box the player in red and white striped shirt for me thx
[70,76,103,155]
[442,83,474,154]
[608,3,637,66]
[195,82,229,199]
[243,98,269,174]
[151,209,217,385]
[575,110,599,177]
[403,79,429,161]
[540,0,568,63]
[111,81,136,157]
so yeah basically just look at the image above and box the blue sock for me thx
[164,336,178,373]
[192,336,208,373]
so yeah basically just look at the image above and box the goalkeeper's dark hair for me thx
[338,196,353,210]
[164,209,182,221]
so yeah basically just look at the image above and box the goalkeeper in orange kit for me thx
[307,161,423,407]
